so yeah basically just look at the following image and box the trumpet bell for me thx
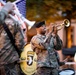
[28,21,35,29]
[24,18,36,30]
[64,19,70,27]
[56,19,70,31]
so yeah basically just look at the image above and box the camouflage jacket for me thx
[31,34,62,68]
[0,9,25,64]
[47,34,62,68]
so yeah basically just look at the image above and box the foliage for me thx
[6,0,76,23]
[26,0,76,23]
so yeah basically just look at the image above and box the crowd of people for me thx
[0,2,66,75]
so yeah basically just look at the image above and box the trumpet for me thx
[56,19,70,31]
[0,0,36,30]
[45,19,70,43]
[46,19,70,34]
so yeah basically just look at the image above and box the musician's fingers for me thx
[46,23,54,33]
[2,2,14,13]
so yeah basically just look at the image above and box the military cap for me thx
[35,21,45,28]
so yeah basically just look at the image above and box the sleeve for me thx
[55,51,65,66]
[14,24,25,52]
[0,9,8,24]
[54,35,63,50]
[31,36,46,50]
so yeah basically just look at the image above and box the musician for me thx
[31,21,65,75]
[0,2,26,75]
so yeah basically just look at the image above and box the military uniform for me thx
[0,7,25,75]
[31,33,63,75]
[48,34,63,75]
[31,34,51,75]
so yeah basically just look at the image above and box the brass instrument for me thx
[0,0,36,30]
[45,19,70,43]
[56,19,70,31]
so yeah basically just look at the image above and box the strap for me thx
[0,66,6,75]
[2,22,21,56]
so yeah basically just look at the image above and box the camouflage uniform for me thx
[31,34,62,75]
[0,8,25,75]
[47,34,63,75]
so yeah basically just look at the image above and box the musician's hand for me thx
[46,23,54,34]
[2,2,14,13]
[52,26,58,35]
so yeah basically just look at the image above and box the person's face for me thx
[38,25,46,35]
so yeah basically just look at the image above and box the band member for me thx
[48,24,65,75]
[30,21,65,75]
[0,2,26,75]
